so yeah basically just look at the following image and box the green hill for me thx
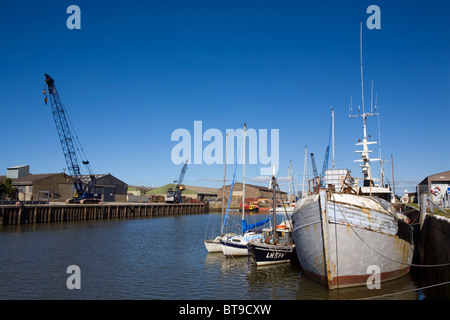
[147,184,197,195]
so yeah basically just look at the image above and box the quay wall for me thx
[0,203,207,226]
[415,213,450,268]
[406,207,450,293]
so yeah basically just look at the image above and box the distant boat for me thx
[248,172,295,266]
[269,204,294,215]
[243,203,259,212]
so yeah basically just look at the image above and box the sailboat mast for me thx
[242,123,246,222]
[221,133,228,232]
[289,161,293,196]
[272,166,277,244]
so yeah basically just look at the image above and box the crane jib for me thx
[43,74,99,203]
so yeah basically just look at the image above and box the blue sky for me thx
[0,0,449,195]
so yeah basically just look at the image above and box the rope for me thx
[333,200,450,268]
[355,280,450,300]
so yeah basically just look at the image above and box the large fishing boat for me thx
[291,24,414,289]
[292,187,413,289]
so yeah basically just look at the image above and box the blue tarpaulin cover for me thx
[241,218,270,234]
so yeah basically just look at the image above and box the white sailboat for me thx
[204,133,236,253]
[220,123,270,256]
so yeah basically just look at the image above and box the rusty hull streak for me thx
[323,190,412,290]
[319,190,335,289]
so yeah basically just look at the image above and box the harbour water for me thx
[0,213,448,300]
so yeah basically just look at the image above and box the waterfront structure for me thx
[87,174,128,202]
[221,182,287,204]
[1,165,74,202]
[0,202,206,225]
[416,170,450,206]
[1,165,128,203]
[149,184,218,202]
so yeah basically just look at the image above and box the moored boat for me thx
[292,24,414,289]
[220,231,264,256]
[204,233,236,253]
[248,221,295,266]
[248,171,295,266]
[292,189,413,289]
[220,123,270,257]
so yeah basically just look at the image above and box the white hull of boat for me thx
[204,240,222,253]
[292,190,414,289]
[220,232,263,256]
[204,234,236,253]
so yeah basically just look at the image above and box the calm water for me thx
[0,213,448,300]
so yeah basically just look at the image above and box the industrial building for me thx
[0,165,128,203]
[148,184,218,202]
[0,165,74,202]
[416,170,450,206]
[221,182,288,203]
[87,174,128,202]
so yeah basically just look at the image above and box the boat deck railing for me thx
[308,175,376,196]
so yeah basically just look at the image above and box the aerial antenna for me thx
[371,80,374,114]
[375,92,378,112]
[349,23,381,182]
[376,95,386,186]
[349,95,353,115]
[360,22,365,114]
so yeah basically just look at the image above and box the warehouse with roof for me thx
[0,165,74,202]
[221,182,288,203]
[0,165,128,203]
[148,184,218,203]
[416,170,450,206]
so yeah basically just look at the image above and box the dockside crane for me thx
[321,146,330,182]
[310,153,318,179]
[43,74,99,204]
[166,160,188,203]
[310,146,329,189]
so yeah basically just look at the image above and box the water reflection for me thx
[0,213,448,300]
[203,251,422,300]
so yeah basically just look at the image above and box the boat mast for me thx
[302,145,308,197]
[271,165,278,244]
[221,133,228,233]
[350,23,379,182]
[376,94,386,186]
[360,22,365,116]
[331,107,335,169]
[288,161,293,196]
[360,22,370,181]
[242,123,246,224]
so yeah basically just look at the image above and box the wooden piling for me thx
[0,202,206,226]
